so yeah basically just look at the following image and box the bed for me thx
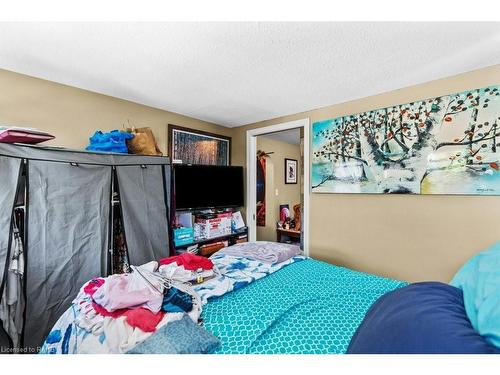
[39,240,500,354]
[39,249,406,354]
[200,256,406,354]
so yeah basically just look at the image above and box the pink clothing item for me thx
[123,308,165,333]
[159,253,213,271]
[78,272,166,334]
[92,273,163,313]
[83,278,105,297]
[91,302,165,333]
[92,302,127,319]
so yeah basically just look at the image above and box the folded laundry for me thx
[217,241,302,264]
[159,252,214,271]
[158,262,215,283]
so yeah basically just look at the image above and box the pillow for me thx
[216,241,302,263]
[347,282,500,354]
[450,241,500,348]
[127,314,220,354]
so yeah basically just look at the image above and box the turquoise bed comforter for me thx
[201,258,407,354]
[40,256,406,354]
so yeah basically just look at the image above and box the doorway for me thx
[246,119,310,256]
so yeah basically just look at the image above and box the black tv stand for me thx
[174,226,248,250]
[173,207,247,256]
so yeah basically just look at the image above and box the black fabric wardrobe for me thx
[0,143,171,352]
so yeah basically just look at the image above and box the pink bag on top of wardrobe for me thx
[0,126,55,144]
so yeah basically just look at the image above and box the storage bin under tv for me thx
[172,206,247,256]
[173,226,248,257]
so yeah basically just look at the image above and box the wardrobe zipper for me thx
[20,159,29,350]
[107,166,115,276]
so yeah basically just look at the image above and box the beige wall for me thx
[4,65,500,283]
[232,64,500,283]
[0,69,232,154]
[256,136,301,241]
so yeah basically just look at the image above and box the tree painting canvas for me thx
[312,85,500,195]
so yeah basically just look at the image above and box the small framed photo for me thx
[285,158,298,184]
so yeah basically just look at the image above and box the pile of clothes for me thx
[42,253,222,354]
[158,252,217,283]
[60,261,201,353]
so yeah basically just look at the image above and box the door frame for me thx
[246,118,310,256]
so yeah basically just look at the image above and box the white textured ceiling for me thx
[261,128,301,145]
[1,22,500,127]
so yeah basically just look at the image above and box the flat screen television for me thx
[173,164,244,210]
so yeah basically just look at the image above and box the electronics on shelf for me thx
[173,209,247,253]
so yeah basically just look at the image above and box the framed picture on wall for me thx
[168,124,231,165]
[285,158,298,184]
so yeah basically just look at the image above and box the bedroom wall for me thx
[0,69,231,153]
[231,63,500,283]
[256,136,301,242]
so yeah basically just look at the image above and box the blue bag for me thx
[86,130,134,154]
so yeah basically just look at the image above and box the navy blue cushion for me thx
[347,282,500,354]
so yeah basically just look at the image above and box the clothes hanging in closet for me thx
[0,210,25,348]
[112,203,130,274]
